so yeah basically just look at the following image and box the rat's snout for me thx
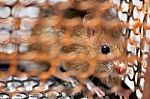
[113,61,127,75]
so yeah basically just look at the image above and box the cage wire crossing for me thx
[0,0,149,99]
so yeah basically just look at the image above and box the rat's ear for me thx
[83,14,100,37]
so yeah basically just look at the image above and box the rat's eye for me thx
[100,45,110,54]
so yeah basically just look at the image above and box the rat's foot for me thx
[114,93,124,99]
[112,86,131,99]
[85,80,105,98]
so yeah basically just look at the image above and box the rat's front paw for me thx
[85,80,105,98]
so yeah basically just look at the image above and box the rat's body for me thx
[27,0,128,98]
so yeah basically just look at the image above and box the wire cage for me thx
[0,0,149,99]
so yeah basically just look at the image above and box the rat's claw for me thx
[115,92,124,99]
[85,80,105,98]
[94,86,105,97]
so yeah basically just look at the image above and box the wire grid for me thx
[114,0,150,98]
[0,0,149,98]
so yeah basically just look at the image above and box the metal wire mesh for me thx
[0,0,149,99]
[116,0,149,98]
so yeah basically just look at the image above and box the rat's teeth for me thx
[19,0,46,6]
[0,29,10,44]
[0,0,17,5]
[0,17,14,30]
[20,18,38,30]
[12,6,40,18]
[0,7,11,18]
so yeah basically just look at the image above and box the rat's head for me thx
[84,10,127,77]
[89,29,127,88]
[93,25,127,80]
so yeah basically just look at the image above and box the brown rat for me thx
[27,0,128,98]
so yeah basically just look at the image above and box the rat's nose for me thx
[113,61,127,75]
[115,66,126,74]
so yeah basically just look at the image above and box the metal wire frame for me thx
[0,0,149,98]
